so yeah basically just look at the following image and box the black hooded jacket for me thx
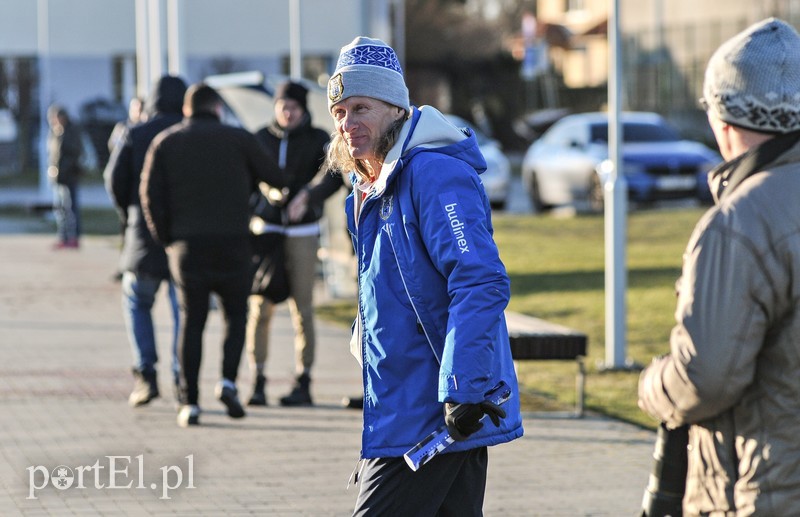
[104,75,187,277]
[253,113,331,226]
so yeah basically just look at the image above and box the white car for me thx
[444,114,512,210]
[521,111,720,212]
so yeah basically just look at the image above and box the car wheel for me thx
[529,174,548,213]
[490,200,507,211]
[587,173,604,213]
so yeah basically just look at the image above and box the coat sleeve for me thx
[410,156,511,403]
[139,140,171,245]
[638,213,770,428]
[246,132,285,190]
[306,171,346,218]
[103,127,133,222]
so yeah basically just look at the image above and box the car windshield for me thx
[589,122,680,143]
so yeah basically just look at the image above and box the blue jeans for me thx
[122,272,180,382]
[52,183,80,243]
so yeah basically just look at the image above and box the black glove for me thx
[444,401,506,441]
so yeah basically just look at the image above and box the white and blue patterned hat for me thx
[327,36,410,112]
[703,18,800,134]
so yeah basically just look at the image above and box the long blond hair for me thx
[325,107,408,183]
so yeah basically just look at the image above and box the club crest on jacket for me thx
[379,194,393,220]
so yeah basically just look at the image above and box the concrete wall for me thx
[0,0,370,118]
[0,0,363,56]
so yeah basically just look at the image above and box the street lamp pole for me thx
[135,0,151,98]
[289,0,302,79]
[604,0,628,369]
[36,0,51,201]
[147,0,164,84]
[167,0,186,77]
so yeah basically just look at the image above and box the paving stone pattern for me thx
[0,234,656,516]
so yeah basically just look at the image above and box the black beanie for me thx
[275,81,308,111]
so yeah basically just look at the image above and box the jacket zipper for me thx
[383,224,441,365]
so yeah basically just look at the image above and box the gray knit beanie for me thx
[327,36,410,112]
[703,18,800,134]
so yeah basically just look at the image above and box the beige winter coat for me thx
[639,136,800,516]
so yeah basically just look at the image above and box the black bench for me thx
[505,311,588,417]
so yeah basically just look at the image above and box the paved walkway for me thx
[0,233,657,516]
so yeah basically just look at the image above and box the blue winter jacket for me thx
[346,106,523,459]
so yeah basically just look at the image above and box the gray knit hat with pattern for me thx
[327,36,410,112]
[703,18,800,134]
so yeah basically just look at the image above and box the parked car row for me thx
[521,111,721,212]
[209,72,719,215]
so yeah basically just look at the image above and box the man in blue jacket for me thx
[325,37,523,516]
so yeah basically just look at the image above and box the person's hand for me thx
[287,189,310,222]
[259,183,288,206]
[444,401,506,441]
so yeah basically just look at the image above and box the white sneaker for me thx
[177,404,200,427]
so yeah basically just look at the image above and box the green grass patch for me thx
[317,207,706,429]
[0,206,120,236]
[0,167,105,188]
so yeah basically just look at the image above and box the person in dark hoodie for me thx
[245,81,333,407]
[104,75,187,408]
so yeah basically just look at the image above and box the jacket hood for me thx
[367,106,487,196]
[145,76,187,116]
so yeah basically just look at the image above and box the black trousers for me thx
[353,447,488,517]
[167,237,252,405]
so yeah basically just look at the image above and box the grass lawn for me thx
[0,206,121,236]
[495,207,706,428]
[317,206,708,429]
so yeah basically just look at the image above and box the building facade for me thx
[0,0,400,172]
[533,0,800,141]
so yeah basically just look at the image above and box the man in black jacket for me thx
[47,105,83,249]
[140,83,284,427]
[104,75,187,408]
[245,81,333,407]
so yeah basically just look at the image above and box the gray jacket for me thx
[639,133,800,516]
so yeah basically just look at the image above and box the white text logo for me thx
[27,455,195,500]
[444,202,470,253]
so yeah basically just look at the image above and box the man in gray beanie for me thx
[326,36,523,516]
[639,18,800,516]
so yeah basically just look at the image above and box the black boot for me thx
[129,368,159,407]
[280,373,312,406]
[248,374,267,406]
